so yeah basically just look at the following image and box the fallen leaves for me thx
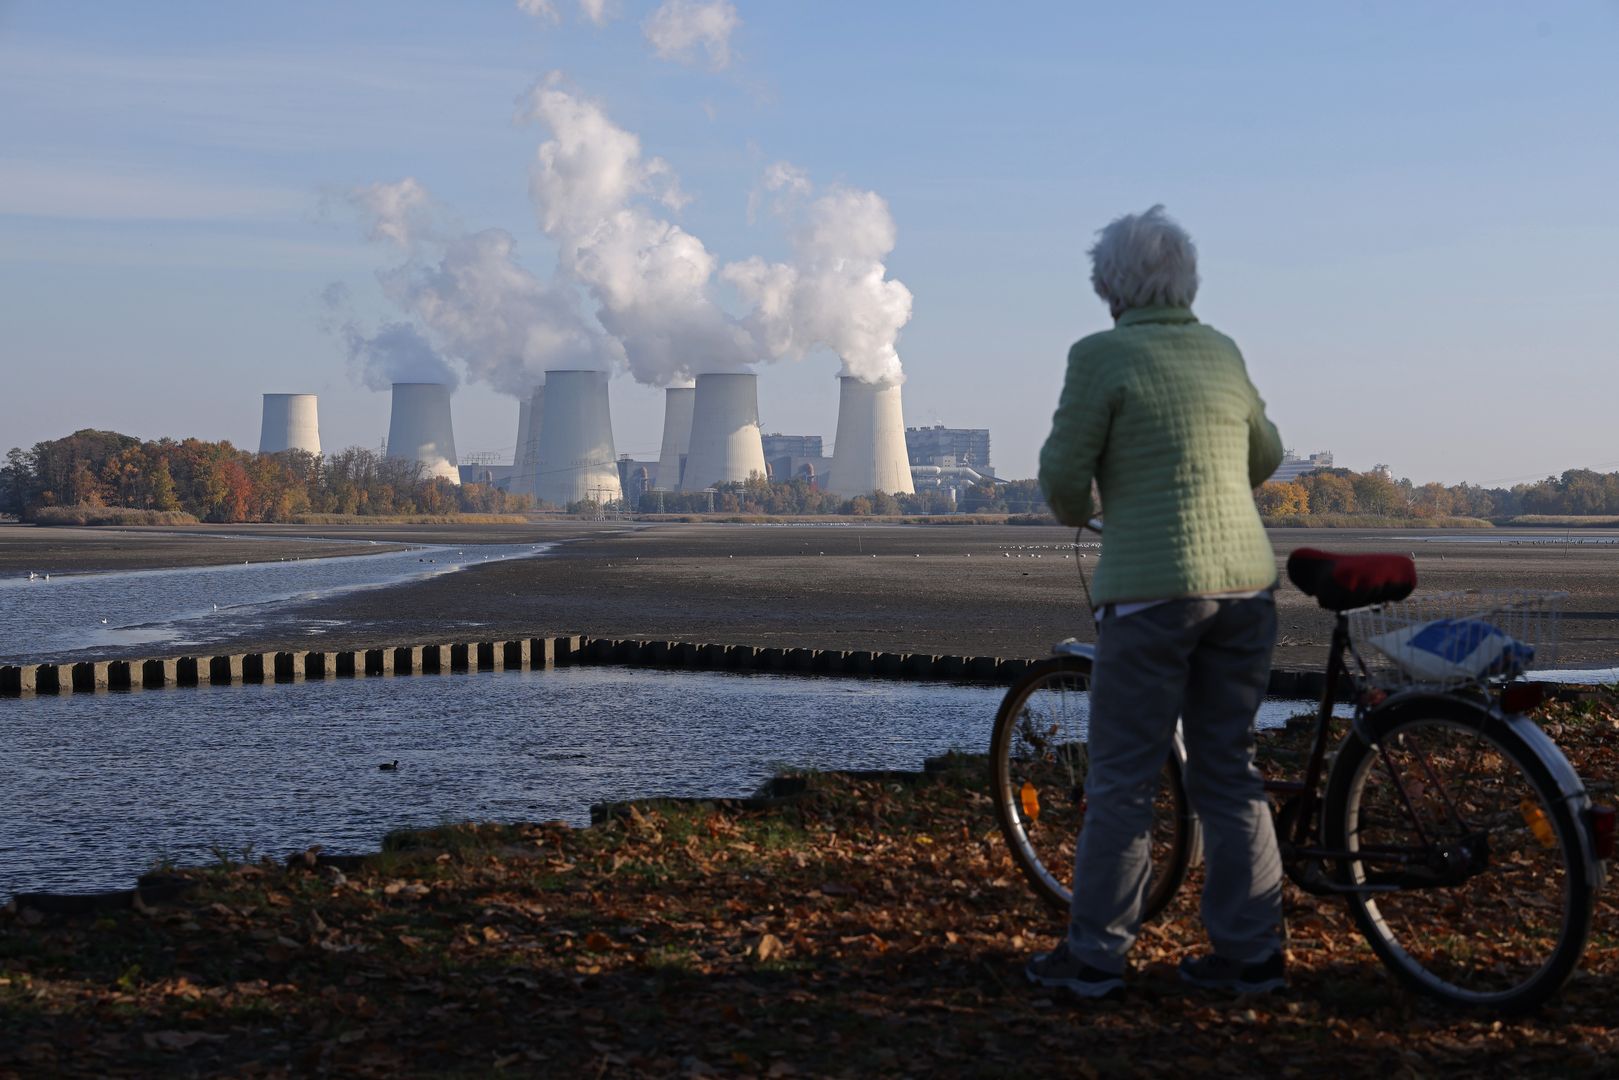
[2,714,1618,1076]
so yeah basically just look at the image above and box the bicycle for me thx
[990,535,1615,1013]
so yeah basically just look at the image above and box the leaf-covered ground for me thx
[3,700,1618,1078]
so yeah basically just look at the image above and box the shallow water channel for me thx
[0,668,1334,900]
[0,541,546,664]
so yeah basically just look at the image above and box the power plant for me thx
[258,393,321,455]
[680,373,767,491]
[510,386,544,499]
[533,369,622,507]
[827,376,914,498]
[654,384,696,491]
[385,382,460,484]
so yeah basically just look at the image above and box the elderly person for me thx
[1026,205,1286,999]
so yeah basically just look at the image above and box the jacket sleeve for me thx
[1039,341,1113,526]
[1247,386,1284,488]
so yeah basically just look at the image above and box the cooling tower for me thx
[385,382,460,484]
[828,376,915,497]
[680,373,767,491]
[654,384,696,491]
[258,394,320,455]
[533,369,621,507]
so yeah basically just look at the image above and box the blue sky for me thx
[1,1,1615,484]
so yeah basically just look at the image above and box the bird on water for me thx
[378,760,399,771]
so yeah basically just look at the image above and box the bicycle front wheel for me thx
[1322,696,1594,1013]
[989,656,1192,919]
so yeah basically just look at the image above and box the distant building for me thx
[1269,450,1334,485]
[617,456,657,505]
[905,425,992,475]
[761,434,828,488]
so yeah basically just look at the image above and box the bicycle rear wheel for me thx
[1322,696,1594,1013]
[989,656,1193,919]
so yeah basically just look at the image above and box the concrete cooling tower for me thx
[680,373,767,491]
[534,369,621,507]
[654,384,695,491]
[828,376,915,498]
[258,394,320,455]
[385,382,460,484]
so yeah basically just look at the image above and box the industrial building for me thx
[259,394,321,455]
[386,383,459,484]
[828,377,914,497]
[533,369,622,507]
[681,373,768,490]
[1269,450,1334,484]
[654,385,695,491]
[761,434,828,487]
[905,424,992,475]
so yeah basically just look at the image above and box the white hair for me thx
[1088,204,1199,314]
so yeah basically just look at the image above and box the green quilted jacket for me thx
[1038,306,1283,605]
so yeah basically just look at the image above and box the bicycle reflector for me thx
[1019,782,1041,823]
[1519,798,1558,849]
[1590,805,1616,861]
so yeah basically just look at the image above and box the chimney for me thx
[534,370,622,506]
[386,382,459,484]
[681,372,767,491]
[259,394,321,455]
[827,376,914,497]
[654,384,696,491]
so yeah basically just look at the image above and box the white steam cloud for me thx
[516,0,615,26]
[323,281,461,392]
[643,0,739,70]
[336,177,614,397]
[724,163,913,384]
[520,76,753,386]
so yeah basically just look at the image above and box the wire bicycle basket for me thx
[1346,589,1566,690]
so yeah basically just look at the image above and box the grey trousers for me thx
[1068,595,1283,972]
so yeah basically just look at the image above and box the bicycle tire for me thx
[989,655,1193,920]
[1321,694,1595,1013]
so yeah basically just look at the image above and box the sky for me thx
[1,1,1616,486]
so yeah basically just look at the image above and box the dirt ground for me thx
[11,521,1619,672]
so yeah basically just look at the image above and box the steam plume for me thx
[339,177,614,398]
[723,163,913,384]
[520,76,753,386]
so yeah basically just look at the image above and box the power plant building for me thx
[905,424,992,475]
[680,373,768,490]
[827,376,914,498]
[654,384,696,491]
[385,382,459,484]
[533,369,622,507]
[761,433,828,487]
[258,393,321,455]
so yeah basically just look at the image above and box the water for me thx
[0,668,1330,900]
[0,542,548,664]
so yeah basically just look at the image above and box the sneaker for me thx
[1024,941,1125,999]
[1177,951,1287,994]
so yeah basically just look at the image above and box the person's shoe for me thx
[1024,941,1125,999]
[1177,951,1287,994]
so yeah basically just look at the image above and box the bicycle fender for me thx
[1502,712,1605,889]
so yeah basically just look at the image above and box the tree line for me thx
[625,475,1050,517]
[1,430,528,522]
[1255,467,1619,519]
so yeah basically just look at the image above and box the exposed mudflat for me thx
[18,521,1615,671]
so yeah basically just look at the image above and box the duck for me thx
[378,760,399,772]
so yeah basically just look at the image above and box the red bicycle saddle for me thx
[1286,548,1417,612]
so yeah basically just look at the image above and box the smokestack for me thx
[827,376,914,498]
[534,369,622,506]
[386,382,460,484]
[654,384,695,491]
[680,373,767,491]
[259,394,321,455]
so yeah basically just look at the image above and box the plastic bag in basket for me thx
[1366,618,1535,683]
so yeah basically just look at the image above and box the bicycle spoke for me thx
[1338,717,1576,1006]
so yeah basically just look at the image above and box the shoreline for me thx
[5,521,1619,670]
